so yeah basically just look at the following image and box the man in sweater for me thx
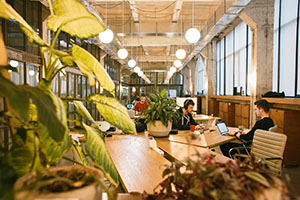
[220,99,274,157]
[174,99,200,130]
[134,96,148,115]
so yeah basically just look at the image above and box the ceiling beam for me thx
[128,0,139,22]
[136,55,176,62]
[120,36,189,46]
[172,0,183,22]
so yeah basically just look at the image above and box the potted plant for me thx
[144,153,295,200]
[143,89,179,137]
[0,0,136,199]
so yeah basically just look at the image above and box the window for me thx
[197,56,206,95]
[9,60,24,85]
[216,22,252,96]
[26,64,39,86]
[273,0,300,97]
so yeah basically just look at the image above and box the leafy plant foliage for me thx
[143,89,179,127]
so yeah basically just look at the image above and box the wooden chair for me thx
[229,129,287,173]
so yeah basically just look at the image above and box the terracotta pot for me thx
[147,121,172,137]
[14,165,103,200]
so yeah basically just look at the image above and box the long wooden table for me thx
[105,133,231,194]
[105,134,169,193]
[168,128,240,148]
[193,114,221,122]
[156,138,230,164]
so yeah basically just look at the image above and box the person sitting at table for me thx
[220,99,274,158]
[134,96,148,115]
[174,99,201,130]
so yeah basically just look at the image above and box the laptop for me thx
[205,118,216,130]
[216,121,235,135]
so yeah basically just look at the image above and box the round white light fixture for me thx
[117,48,128,59]
[28,70,35,76]
[167,71,174,77]
[170,66,176,73]
[128,59,136,68]
[174,60,182,68]
[9,60,18,68]
[176,49,186,60]
[134,66,141,73]
[185,27,201,44]
[138,71,144,77]
[99,28,114,44]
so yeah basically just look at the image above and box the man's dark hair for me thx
[254,99,271,113]
[183,99,195,109]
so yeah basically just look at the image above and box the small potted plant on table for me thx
[143,89,179,137]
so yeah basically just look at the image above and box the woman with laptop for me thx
[220,99,274,157]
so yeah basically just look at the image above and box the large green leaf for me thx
[39,124,71,164]
[74,101,95,123]
[82,123,119,186]
[73,144,90,167]
[89,94,136,134]
[47,0,105,38]
[7,131,44,176]
[72,44,115,96]
[0,0,47,46]
[0,74,67,142]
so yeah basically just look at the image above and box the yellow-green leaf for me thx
[74,101,95,124]
[0,0,47,46]
[47,0,105,38]
[89,94,136,134]
[83,123,119,186]
[72,44,115,96]
[7,132,44,176]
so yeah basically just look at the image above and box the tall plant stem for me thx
[47,0,54,16]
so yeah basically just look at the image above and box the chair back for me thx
[268,125,278,132]
[251,129,287,173]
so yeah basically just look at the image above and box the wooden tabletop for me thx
[156,138,230,164]
[105,134,169,194]
[168,128,239,148]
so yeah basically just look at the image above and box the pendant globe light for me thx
[99,28,114,44]
[170,66,176,73]
[118,0,128,59]
[138,71,144,77]
[176,49,186,60]
[134,66,141,73]
[167,71,173,77]
[99,2,114,44]
[128,59,136,68]
[173,60,182,68]
[185,2,201,44]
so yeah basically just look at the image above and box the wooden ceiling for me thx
[90,0,222,71]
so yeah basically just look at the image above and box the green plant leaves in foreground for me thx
[7,132,44,176]
[72,44,115,96]
[39,124,71,165]
[47,0,105,38]
[83,123,119,186]
[74,101,95,124]
[0,0,47,46]
[0,74,66,142]
[89,94,136,134]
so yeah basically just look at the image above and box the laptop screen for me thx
[216,122,229,134]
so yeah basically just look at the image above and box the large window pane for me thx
[278,0,298,96]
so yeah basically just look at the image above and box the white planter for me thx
[14,165,103,200]
[147,120,172,137]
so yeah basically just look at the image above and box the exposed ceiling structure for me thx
[89,0,221,70]
[86,0,250,83]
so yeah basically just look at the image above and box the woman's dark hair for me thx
[254,99,271,113]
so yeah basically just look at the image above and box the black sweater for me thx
[174,108,198,130]
[240,117,274,142]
